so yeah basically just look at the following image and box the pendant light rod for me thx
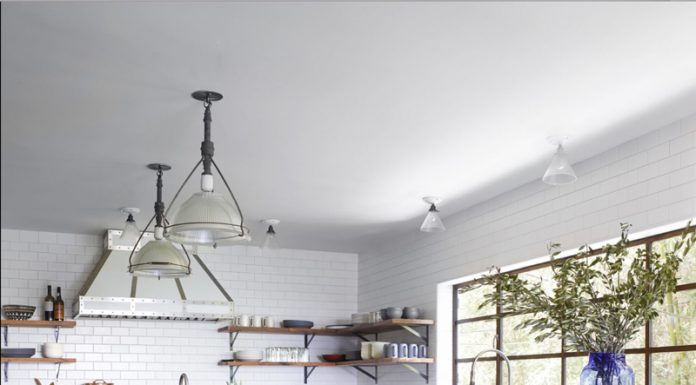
[148,163,171,228]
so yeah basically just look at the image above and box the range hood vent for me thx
[73,230,234,320]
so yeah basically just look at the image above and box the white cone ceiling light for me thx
[165,91,249,246]
[129,164,191,278]
[420,197,446,232]
[261,219,280,255]
[120,207,141,241]
[542,138,577,186]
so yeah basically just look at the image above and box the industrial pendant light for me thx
[261,219,280,255]
[129,164,191,278]
[119,207,140,241]
[542,138,577,186]
[420,196,446,232]
[165,91,248,246]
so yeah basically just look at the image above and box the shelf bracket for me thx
[229,331,239,351]
[304,333,316,348]
[399,325,429,344]
[354,333,371,342]
[228,366,239,383]
[353,365,378,384]
[303,366,317,384]
[2,326,7,347]
[3,362,7,383]
[55,362,62,379]
[402,363,429,383]
[54,326,61,343]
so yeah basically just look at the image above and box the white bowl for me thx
[42,343,64,358]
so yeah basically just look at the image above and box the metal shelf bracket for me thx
[228,366,239,383]
[402,363,429,383]
[2,326,7,347]
[303,366,318,384]
[399,325,429,344]
[353,365,378,384]
[3,362,7,383]
[304,333,316,348]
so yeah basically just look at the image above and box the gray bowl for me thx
[383,307,403,320]
[402,307,421,319]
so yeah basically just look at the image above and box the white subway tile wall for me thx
[0,235,358,385]
[358,113,696,385]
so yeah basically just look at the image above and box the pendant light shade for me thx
[542,143,577,186]
[120,208,140,241]
[129,164,191,278]
[420,197,446,232]
[165,91,249,246]
[261,219,280,255]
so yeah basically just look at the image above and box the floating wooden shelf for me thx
[0,320,76,328]
[218,319,433,336]
[219,360,335,367]
[0,357,76,364]
[335,358,434,366]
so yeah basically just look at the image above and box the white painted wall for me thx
[358,113,696,385]
[0,231,359,385]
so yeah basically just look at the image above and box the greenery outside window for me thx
[454,227,696,385]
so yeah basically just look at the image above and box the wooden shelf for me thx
[0,320,76,328]
[218,319,433,336]
[335,358,434,366]
[218,325,338,335]
[0,357,76,363]
[219,360,335,367]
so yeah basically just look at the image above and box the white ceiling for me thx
[2,2,696,252]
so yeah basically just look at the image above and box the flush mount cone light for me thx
[129,164,191,278]
[119,207,141,241]
[420,196,446,232]
[165,91,248,246]
[261,219,281,255]
[542,137,577,186]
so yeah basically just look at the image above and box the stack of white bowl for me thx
[351,312,370,324]
[234,350,264,361]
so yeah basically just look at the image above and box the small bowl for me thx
[383,307,402,320]
[321,354,346,362]
[2,305,36,320]
[42,343,64,359]
[402,307,421,319]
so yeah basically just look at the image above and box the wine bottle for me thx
[44,285,54,321]
[54,286,65,321]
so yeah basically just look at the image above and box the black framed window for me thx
[453,227,696,385]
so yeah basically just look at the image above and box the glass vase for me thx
[580,353,634,385]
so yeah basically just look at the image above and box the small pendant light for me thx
[542,137,577,186]
[129,164,191,278]
[420,196,446,232]
[119,207,140,241]
[261,219,280,255]
[165,91,249,246]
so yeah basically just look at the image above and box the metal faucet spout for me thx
[469,348,511,385]
[179,373,188,385]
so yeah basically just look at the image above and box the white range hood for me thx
[73,229,234,320]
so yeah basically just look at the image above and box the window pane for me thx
[625,325,646,349]
[566,355,645,385]
[652,351,696,385]
[511,359,560,385]
[653,289,696,347]
[503,313,561,355]
[517,266,556,295]
[457,320,497,359]
[458,284,495,319]
[458,362,495,385]
[653,235,696,284]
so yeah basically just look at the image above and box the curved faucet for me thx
[469,348,511,385]
[179,373,188,385]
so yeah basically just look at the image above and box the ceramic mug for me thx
[399,343,409,358]
[237,314,250,327]
[252,315,263,327]
[409,344,419,358]
[418,344,428,358]
[263,316,275,327]
[371,342,389,359]
[384,343,399,358]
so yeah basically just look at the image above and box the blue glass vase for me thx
[580,353,634,385]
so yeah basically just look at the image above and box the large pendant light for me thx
[420,196,446,232]
[165,91,248,246]
[129,164,191,278]
[542,139,577,186]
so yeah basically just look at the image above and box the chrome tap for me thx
[178,373,188,385]
[469,349,511,385]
